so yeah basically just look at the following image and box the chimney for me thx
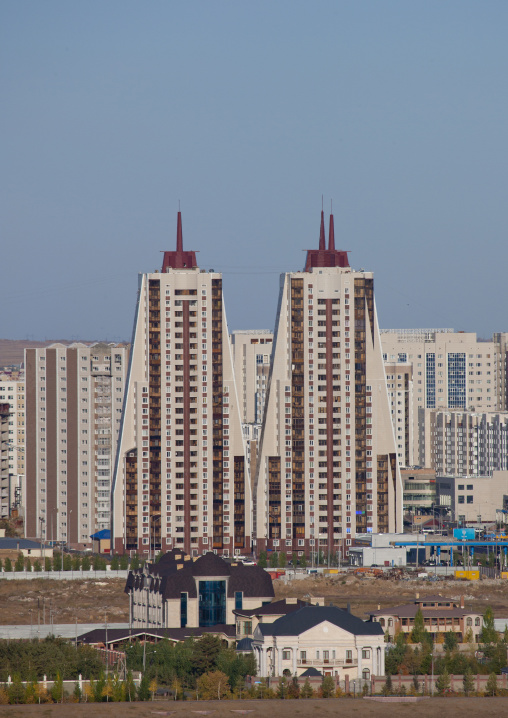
[416,592,419,599]
[460,595,465,609]
[377,604,380,611]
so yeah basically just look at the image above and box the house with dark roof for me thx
[252,605,385,680]
[125,550,274,630]
[234,597,314,639]
[368,593,483,643]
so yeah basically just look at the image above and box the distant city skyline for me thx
[2,2,508,340]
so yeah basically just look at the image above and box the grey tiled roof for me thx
[257,606,384,637]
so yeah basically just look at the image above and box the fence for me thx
[0,569,128,581]
[371,672,508,694]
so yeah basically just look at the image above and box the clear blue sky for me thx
[2,1,507,341]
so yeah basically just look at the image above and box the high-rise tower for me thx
[254,212,402,559]
[112,214,249,556]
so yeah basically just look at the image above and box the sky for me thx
[1,1,507,342]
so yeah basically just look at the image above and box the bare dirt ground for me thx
[1,697,508,718]
[0,579,128,625]
[274,573,508,618]
[2,571,508,627]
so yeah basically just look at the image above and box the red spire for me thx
[319,210,326,250]
[328,213,335,251]
[303,210,349,271]
[161,212,198,271]
[176,211,183,253]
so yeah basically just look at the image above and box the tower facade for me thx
[254,213,402,558]
[25,342,128,547]
[112,214,250,556]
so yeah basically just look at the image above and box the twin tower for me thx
[112,212,402,557]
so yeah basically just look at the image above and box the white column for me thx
[277,645,282,676]
[292,646,297,674]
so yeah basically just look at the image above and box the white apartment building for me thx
[0,376,25,518]
[254,212,402,558]
[111,213,250,556]
[420,409,508,477]
[25,342,128,547]
[381,329,508,465]
[231,330,273,426]
[384,362,414,468]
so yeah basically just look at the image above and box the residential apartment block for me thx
[420,409,508,477]
[253,212,402,557]
[25,342,128,547]
[380,329,508,466]
[0,376,25,518]
[111,213,250,556]
[231,330,273,426]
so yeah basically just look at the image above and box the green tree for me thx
[119,554,129,570]
[63,554,72,571]
[155,551,164,564]
[53,552,62,571]
[276,676,287,699]
[278,552,287,569]
[486,672,498,696]
[14,553,25,572]
[50,672,64,703]
[381,674,393,696]
[33,560,42,572]
[320,675,335,698]
[444,631,458,652]
[4,557,12,572]
[44,556,52,571]
[73,682,82,702]
[81,555,91,571]
[299,554,307,569]
[291,552,298,569]
[191,634,222,675]
[411,608,426,644]
[71,555,81,570]
[287,675,300,698]
[8,674,25,704]
[463,668,474,696]
[269,552,278,568]
[435,669,450,696]
[480,607,498,645]
[257,551,267,569]
[110,554,119,570]
[130,553,140,569]
[137,674,150,701]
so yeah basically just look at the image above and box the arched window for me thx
[466,617,473,626]
[475,617,480,626]
[379,618,385,627]
[388,618,393,627]
[362,669,371,680]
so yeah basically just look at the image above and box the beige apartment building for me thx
[254,212,402,558]
[384,362,414,468]
[420,409,508,477]
[25,342,128,547]
[111,213,250,557]
[0,377,25,518]
[231,330,273,425]
[381,329,508,465]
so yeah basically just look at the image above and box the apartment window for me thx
[458,496,465,504]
